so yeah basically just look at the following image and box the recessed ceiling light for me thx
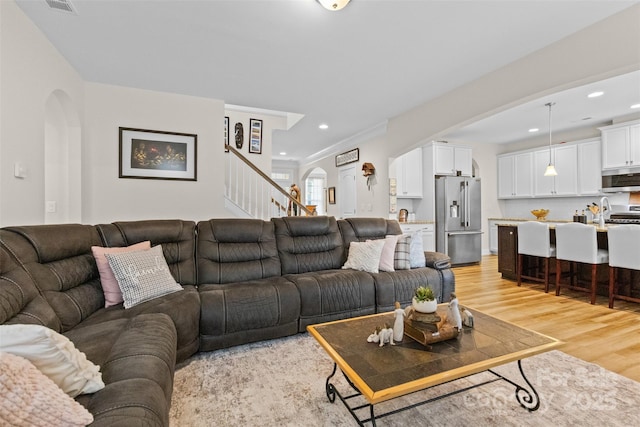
[319,123,329,130]
[528,128,539,133]
[631,103,640,109]
[587,91,604,98]
[279,152,287,156]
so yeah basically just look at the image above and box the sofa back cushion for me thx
[197,218,280,283]
[1,225,104,332]
[338,217,401,254]
[96,220,196,286]
[0,232,61,330]
[338,218,402,243]
[272,216,344,274]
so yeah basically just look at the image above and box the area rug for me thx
[170,334,640,426]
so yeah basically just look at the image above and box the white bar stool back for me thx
[555,222,608,304]
[607,224,640,309]
[517,221,556,292]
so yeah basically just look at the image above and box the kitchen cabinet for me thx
[433,143,472,176]
[533,144,577,196]
[394,148,423,198]
[577,139,602,195]
[600,120,640,169]
[399,223,435,252]
[498,152,533,198]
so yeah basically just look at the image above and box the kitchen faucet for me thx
[599,196,611,228]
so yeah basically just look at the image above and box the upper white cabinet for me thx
[600,120,640,169]
[433,143,472,176]
[533,144,577,196]
[577,139,602,195]
[499,138,600,199]
[394,148,423,198]
[498,152,533,198]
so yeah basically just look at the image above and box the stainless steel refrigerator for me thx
[435,176,482,265]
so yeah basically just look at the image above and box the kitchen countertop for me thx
[398,220,435,225]
[492,219,618,232]
[488,217,574,222]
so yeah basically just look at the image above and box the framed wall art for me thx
[328,187,336,204]
[224,116,229,151]
[249,118,263,154]
[119,127,197,181]
[335,148,359,167]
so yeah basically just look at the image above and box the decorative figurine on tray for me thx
[448,292,463,331]
[393,301,405,342]
[462,308,474,328]
[366,323,395,347]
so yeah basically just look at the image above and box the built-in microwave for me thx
[602,168,640,192]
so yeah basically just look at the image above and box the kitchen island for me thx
[497,223,639,302]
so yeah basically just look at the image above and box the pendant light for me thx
[317,0,351,11]
[544,102,558,177]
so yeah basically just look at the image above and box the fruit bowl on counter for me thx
[531,209,549,220]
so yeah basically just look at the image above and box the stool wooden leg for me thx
[590,264,597,305]
[543,258,550,293]
[570,262,575,287]
[555,259,562,296]
[517,254,523,287]
[609,267,616,309]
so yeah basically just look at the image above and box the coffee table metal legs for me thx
[488,359,541,412]
[326,363,377,426]
[325,359,541,425]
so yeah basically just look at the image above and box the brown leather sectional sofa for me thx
[0,215,454,426]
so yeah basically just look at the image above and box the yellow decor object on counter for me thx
[531,209,549,220]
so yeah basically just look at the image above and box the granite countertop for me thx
[398,220,435,225]
[491,218,614,232]
[488,217,573,222]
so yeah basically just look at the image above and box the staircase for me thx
[224,145,311,220]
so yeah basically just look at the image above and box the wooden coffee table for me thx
[307,306,562,426]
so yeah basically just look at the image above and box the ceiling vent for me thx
[44,0,77,15]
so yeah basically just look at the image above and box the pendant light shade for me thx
[543,102,558,177]
[317,0,351,11]
[544,164,558,176]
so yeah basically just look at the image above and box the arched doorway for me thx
[303,167,327,215]
[44,90,81,224]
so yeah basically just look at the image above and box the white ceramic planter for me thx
[412,297,437,313]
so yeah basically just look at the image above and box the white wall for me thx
[0,0,84,226]
[83,83,227,223]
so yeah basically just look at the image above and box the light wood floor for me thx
[453,255,640,383]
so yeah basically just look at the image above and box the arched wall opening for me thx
[44,90,82,224]
[301,167,327,215]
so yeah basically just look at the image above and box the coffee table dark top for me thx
[307,306,562,404]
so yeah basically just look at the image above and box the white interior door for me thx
[339,165,356,218]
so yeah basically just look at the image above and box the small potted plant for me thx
[412,286,437,313]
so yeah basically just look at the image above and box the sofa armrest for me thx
[425,251,451,270]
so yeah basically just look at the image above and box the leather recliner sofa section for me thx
[0,216,454,426]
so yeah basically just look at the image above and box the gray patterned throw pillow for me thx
[105,244,182,309]
[394,234,411,270]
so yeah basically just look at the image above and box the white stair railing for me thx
[224,145,311,220]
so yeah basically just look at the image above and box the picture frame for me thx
[119,127,197,181]
[335,148,359,167]
[328,187,336,204]
[249,118,263,154]
[224,116,229,152]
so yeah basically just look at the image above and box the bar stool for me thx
[555,222,608,305]
[517,221,555,292]
[607,224,640,309]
